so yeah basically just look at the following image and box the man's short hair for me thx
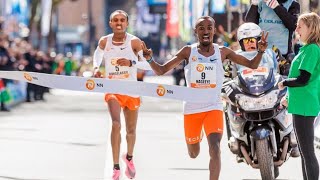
[109,10,129,22]
[195,16,215,28]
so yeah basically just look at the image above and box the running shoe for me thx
[112,169,121,180]
[122,154,136,179]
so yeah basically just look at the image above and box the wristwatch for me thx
[132,60,136,66]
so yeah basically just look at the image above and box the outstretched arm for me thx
[116,38,152,70]
[141,41,189,75]
[223,48,264,69]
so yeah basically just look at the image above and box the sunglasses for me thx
[243,37,257,44]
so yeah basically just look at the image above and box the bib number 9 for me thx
[201,72,205,79]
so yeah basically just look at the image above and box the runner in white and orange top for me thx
[92,10,151,180]
[142,16,268,180]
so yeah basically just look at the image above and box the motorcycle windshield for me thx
[237,67,276,95]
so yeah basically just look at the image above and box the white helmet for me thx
[237,23,262,42]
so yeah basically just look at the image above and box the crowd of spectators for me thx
[0,17,93,112]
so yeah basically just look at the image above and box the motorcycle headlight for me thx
[237,90,278,111]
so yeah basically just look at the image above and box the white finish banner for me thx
[0,71,219,103]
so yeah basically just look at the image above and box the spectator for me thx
[246,0,300,58]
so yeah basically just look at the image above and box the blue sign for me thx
[147,0,167,5]
[10,0,29,26]
[230,0,239,7]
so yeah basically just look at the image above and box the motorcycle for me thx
[222,65,298,180]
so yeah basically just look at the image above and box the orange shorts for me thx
[105,94,141,110]
[184,110,223,144]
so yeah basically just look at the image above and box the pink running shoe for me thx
[122,154,136,179]
[112,169,120,180]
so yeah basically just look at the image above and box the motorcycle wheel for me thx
[224,110,232,140]
[256,138,275,180]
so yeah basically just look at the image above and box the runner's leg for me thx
[123,107,138,156]
[207,133,222,180]
[108,99,122,165]
[187,143,201,158]
[184,113,203,158]
[204,110,223,180]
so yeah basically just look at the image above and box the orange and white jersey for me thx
[103,33,138,82]
[183,43,224,114]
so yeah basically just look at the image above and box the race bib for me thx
[107,58,130,79]
[190,63,216,88]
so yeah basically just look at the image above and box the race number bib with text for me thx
[190,63,216,88]
[107,58,130,79]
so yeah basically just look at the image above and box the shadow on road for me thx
[169,168,208,171]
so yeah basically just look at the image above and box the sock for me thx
[113,164,120,170]
[126,154,133,161]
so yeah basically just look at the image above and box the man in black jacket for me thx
[246,0,300,59]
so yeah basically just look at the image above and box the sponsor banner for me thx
[0,71,219,103]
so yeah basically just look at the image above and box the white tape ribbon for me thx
[0,71,219,103]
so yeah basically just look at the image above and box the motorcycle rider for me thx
[234,22,278,74]
[230,22,300,157]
